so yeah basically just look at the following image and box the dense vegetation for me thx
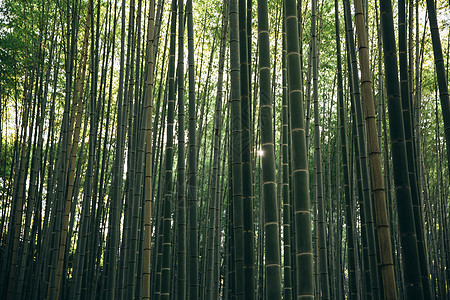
[0,0,449,298]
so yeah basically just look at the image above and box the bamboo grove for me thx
[0,0,449,297]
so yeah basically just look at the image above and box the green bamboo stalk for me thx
[142,0,156,296]
[281,18,292,300]
[284,0,314,298]
[311,0,330,296]
[123,0,140,295]
[239,0,255,297]
[257,0,282,298]
[104,0,127,295]
[215,126,228,299]
[229,0,245,297]
[186,0,198,299]
[160,0,177,298]
[176,0,187,298]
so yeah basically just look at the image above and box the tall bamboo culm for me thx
[142,0,156,297]
[186,0,198,299]
[311,0,330,296]
[284,0,314,298]
[160,0,178,298]
[257,0,282,298]
[229,0,245,298]
[281,18,293,300]
[352,0,397,297]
